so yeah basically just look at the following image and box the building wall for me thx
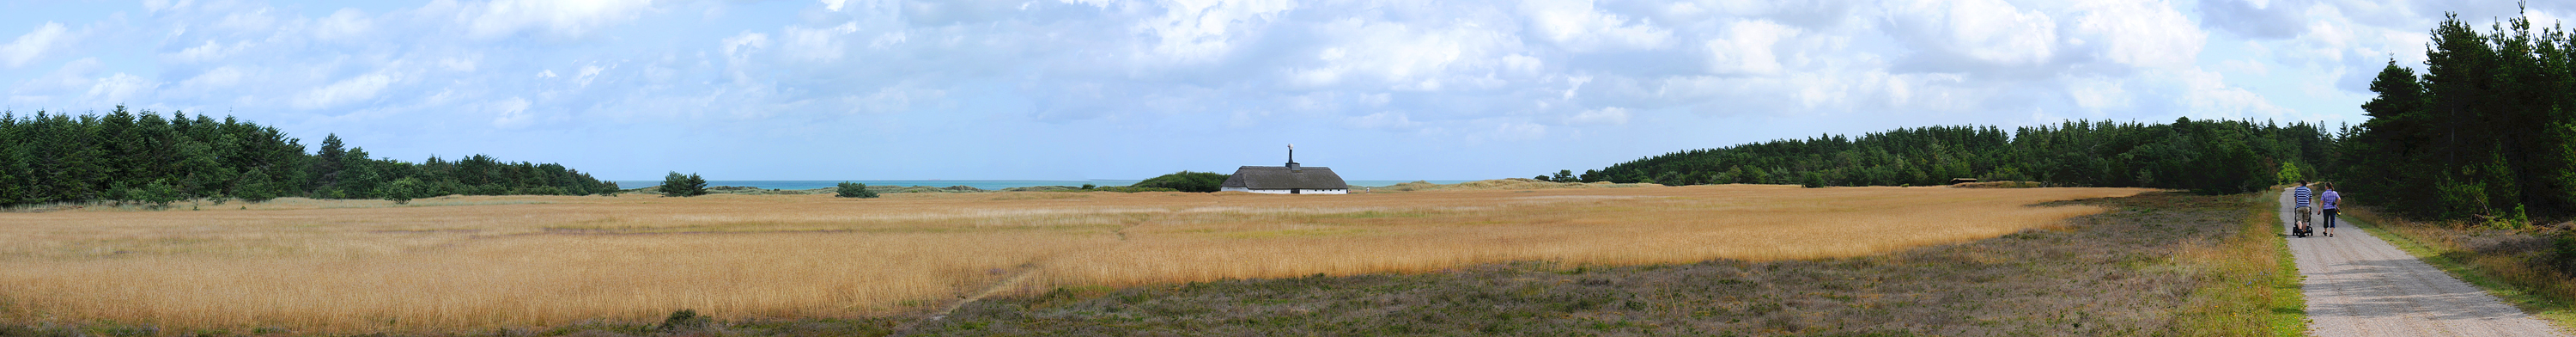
[1221,187,1348,194]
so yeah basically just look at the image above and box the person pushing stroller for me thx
[2292,181,2315,237]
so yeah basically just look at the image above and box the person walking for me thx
[2320,182,2342,237]
[2293,181,2315,237]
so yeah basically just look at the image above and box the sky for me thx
[0,0,2567,181]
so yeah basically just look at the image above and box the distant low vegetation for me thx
[835,181,879,198]
[0,107,617,207]
[1133,171,1230,193]
[659,172,709,197]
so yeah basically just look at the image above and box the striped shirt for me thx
[2321,190,2341,210]
[2293,187,2313,208]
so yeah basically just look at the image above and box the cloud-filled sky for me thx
[1,0,2566,181]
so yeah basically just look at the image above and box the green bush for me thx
[657,309,710,333]
[378,177,425,205]
[835,181,879,198]
[1134,171,1230,193]
[135,180,180,207]
[660,172,708,197]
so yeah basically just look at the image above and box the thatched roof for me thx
[1223,166,1349,190]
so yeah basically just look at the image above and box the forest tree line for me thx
[2341,12,2576,223]
[0,107,617,206]
[1552,120,2341,196]
[1563,13,2576,224]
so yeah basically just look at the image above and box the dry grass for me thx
[918,191,2282,336]
[0,184,2142,334]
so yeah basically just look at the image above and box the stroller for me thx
[2292,206,2315,237]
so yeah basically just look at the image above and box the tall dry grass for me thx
[0,185,2142,333]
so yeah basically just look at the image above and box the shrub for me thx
[835,181,879,199]
[657,309,709,333]
[1134,171,1230,193]
[659,172,708,197]
[378,177,425,205]
[136,180,180,207]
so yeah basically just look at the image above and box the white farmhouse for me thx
[1221,145,1350,194]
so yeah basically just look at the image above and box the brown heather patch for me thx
[913,192,2283,336]
[0,185,2141,334]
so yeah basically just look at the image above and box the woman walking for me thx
[2320,182,2342,237]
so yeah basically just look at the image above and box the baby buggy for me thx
[2292,206,2315,237]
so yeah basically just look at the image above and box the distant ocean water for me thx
[608,180,1476,190]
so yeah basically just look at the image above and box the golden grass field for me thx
[0,184,2144,333]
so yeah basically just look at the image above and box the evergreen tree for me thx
[661,172,708,197]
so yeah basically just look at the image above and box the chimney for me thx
[1287,144,1301,172]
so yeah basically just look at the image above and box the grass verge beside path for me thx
[2343,209,2576,333]
[2166,191,2305,335]
[906,192,2301,336]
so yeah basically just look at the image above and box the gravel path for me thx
[2282,187,2567,336]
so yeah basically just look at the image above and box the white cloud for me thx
[1884,0,2058,67]
[489,97,534,128]
[1290,18,1524,90]
[722,32,770,63]
[1486,121,1549,142]
[2068,0,2204,68]
[2064,76,2129,112]
[460,0,653,40]
[783,22,860,62]
[86,73,156,104]
[0,22,71,68]
[1564,107,1629,126]
[143,0,196,13]
[1704,20,1796,76]
[1520,0,1673,52]
[166,40,242,64]
[313,9,376,42]
[176,66,246,91]
[574,64,606,88]
[2169,69,2292,119]
[1344,111,1420,129]
[295,72,397,109]
[1135,0,1297,64]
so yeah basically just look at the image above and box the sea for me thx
[606,180,1478,190]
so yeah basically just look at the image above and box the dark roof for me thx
[1223,166,1349,190]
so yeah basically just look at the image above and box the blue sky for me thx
[1,0,2565,181]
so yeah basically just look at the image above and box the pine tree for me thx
[661,172,708,197]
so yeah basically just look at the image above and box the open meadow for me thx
[0,184,2145,334]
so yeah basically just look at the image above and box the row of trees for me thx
[0,107,617,206]
[1553,120,2342,194]
[2342,12,2576,223]
[1566,10,2576,224]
